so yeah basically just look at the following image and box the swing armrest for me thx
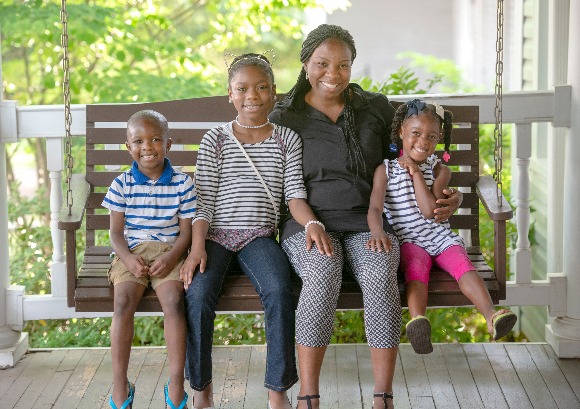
[476,174,512,300]
[58,174,91,231]
[476,175,513,221]
[58,173,91,308]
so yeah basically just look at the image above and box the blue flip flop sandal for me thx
[165,380,188,409]
[109,381,135,409]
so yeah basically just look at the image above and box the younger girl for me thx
[367,99,517,354]
[180,53,333,409]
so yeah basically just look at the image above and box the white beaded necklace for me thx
[234,115,271,129]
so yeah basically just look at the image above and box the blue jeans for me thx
[184,237,298,392]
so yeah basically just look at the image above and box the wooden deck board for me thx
[504,344,557,408]
[423,346,460,408]
[483,343,532,409]
[1,344,579,409]
[462,343,509,409]
[441,343,483,408]
[526,344,580,409]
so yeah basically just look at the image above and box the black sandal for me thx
[297,394,320,409]
[373,392,393,409]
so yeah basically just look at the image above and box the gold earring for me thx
[305,72,309,80]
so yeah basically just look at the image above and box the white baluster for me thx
[46,137,66,297]
[514,123,532,284]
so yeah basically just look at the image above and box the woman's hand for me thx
[305,224,334,256]
[365,231,392,252]
[434,187,463,223]
[179,245,207,290]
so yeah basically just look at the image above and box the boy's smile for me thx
[125,118,171,180]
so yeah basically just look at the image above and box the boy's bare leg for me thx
[458,270,497,334]
[111,281,146,407]
[156,280,187,407]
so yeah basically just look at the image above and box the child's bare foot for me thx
[489,309,517,340]
[268,390,292,409]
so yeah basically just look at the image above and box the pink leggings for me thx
[400,243,475,285]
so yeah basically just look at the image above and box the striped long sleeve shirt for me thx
[194,122,307,229]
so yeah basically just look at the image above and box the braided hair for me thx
[390,101,453,159]
[282,24,367,176]
[227,53,274,85]
[127,110,169,138]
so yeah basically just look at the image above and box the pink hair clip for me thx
[442,151,451,163]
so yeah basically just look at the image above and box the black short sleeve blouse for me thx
[270,83,397,241]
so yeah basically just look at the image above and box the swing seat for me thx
[58,96,512,312]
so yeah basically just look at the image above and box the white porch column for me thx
[0,41,28,367]
[546,0,580,358]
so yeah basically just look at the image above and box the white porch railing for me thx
[1,87,578,360]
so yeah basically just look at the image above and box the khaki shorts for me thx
[107,242,185,290]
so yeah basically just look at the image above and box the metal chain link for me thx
[61,0,74,215]
[493,0,504,206]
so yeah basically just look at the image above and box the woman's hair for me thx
[127,110,169,136]
[227,53,274,85]
[390,101,453,156]
[282,24,366,175]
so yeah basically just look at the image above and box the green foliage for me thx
[213,314,266,345]
[0,0,332,104]
[356,66,441,95]
[7,182,53,295]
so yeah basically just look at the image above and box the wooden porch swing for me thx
[58,2,512,313]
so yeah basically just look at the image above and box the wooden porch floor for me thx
[1,343,579,409]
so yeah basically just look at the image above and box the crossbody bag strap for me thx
[229,130,279,231]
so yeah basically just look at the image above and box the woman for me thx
[269,24,461,409]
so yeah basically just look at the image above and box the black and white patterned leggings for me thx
[282,231,401,349]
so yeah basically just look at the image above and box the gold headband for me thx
[224,49,276,72]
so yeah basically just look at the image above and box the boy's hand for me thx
[179,247,207,290]
[305,225,334,256]
[366,231,392,252]
[125,254,149,278]
[148,252,176,279]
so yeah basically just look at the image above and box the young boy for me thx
[102,110,195,409]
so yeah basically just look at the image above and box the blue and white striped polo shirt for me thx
[102,158,196,249]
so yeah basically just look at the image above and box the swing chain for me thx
[493,0,504,206]
[61,0,74,216]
